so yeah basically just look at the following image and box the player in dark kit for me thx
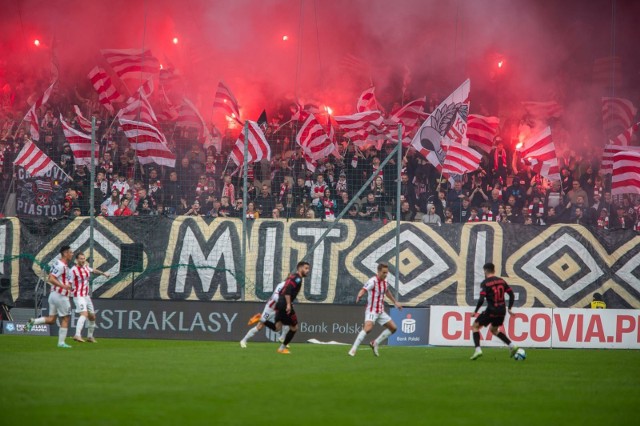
[470,263,519,360]
[269,261,310,354]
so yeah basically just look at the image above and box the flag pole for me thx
[394,124,402,301]
[240,121,249,299]
[89,117,96,294]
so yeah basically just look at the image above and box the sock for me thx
[473,331,481,348]
[242,326,259,342]
[34,317,46,325]
[496,331,512,346]
[87,321,96,338]
[75,316,87,337]
[58,327,68,345]
[351,330,367,352]
[281,325,290,337]
[263,321,276,331]
[282,330,296,346]
[374,329,393,345]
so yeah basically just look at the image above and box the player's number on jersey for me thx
[492,286,505,306]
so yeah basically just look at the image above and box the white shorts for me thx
[260,303,276,323]
[48,292,71,317]
[364,310,392,326]
[74,296,95,314]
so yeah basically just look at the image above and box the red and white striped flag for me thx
[101,48,160,81]
[73,105,92,133]
[602,97,637,137]
[522,101,564,120]
[13,141,55,176]
[296,113,336,162]
[61,115,94,166]
[467,114,500,152]
[356,87,377,113]
[442,141,482,175]
[601,144,640,174]
[389,97,428,132]
[119,119,175,167]
[180,98,222,151]
[611,151,640,196]
[519,127,560,181]
[87,66,122,114]
[609,122,639,146]
[334,110,384,132]
[118,91,157,125]
[23,81,56,141]
[213,81,241,123]
[229,121,271,166]
[411,79,470,170]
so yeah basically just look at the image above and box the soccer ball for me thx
[513,348,526,361]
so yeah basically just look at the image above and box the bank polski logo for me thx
[401,314,416,334]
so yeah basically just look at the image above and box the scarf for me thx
[597,216,609,229]
[324,199,335,220]
[635,220,640,232]
[482,211,493,222]
[351,155,358,168]
[494,148,507,170]
[468,216,480,222]
[528,202,544,216]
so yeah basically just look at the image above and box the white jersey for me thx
[49,259,71,297]
[363,276,388,314]
[266,282,285,310]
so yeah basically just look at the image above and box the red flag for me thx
[467,114,499,153]
[179,98,221,151]
[442,141,482,175]
[13,141,55,176]
[23,82,55,140]
[61,115,94,166]
[119,119,175,167]
[101,48,160,81]
[88,66,122,114]
[611,151,640,196]
[213,81,241,123]
[296,114,336,161]
[229,121,271,166]
[389,97,428,131]
[519,127,560,180]
[602,97,637,138]
[601,144,640,175]
[118,90,157,125]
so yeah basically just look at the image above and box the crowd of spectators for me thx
[0,81,639,231]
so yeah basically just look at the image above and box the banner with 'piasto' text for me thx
[1,217,639,308]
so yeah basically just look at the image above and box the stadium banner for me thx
[45,299,372,343]
[1,320,50,336]
[429,306,640,349]
[3,217,640,309]
[14,166,71,217]
[388,307,430,346]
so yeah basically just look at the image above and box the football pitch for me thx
[1,336,638,426]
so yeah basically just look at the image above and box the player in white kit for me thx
[349,263,402,357]
[26,245,75,348]
[70,252,111,343]
[240,281,290,348]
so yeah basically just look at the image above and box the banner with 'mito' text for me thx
[429,306,640,349]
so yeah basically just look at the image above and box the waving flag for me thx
[179,98,222,151]
[601,144,640,174]
[611,151,640,196]
[73,105,92,133]
[467,115,500,152]
[442,141,482,175]
[61,115,94,166]
[602,97,637,137]
[411,80,470,169]
[356,87,378,113]
[23,81,56,141]
[101,48,159,81]
[13,141,55,176]
[519,127,560,181]
[389,97,428,131]
[88,66,121,114]
[609,122,639,146]
[118,89,157,125]
[296,113,336,163]
[229,121,271,166]
[119,119,175,167]
[213,81,241,122]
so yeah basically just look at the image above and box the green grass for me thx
[0,336,638,426]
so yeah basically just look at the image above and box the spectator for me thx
[101,189,120,216]
[359,193,383,222]
[468,207,480,222]
[114,199,133,217]
[567,181,589,205]
[221,175,236,206]
[293,176,309,206]
[422,204,441,226]
[453,197,471,223]
[319,188,336,220]
[184,200,202,216]
[447,181,467,214]
[504,179,526,209]
[596,209,609,229]
[256,184,275,217]
[310,174,327,207]
[399,201,415,221]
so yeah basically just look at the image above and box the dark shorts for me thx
[476,310,505,327]
[275,308,298,326]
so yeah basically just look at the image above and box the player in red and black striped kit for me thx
[470,263,519,360]
[265,261,310,354]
